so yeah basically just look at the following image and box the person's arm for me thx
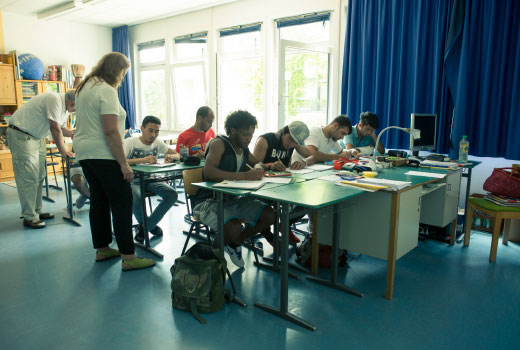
[49,120,74,158]
[60,126,74,138]
[101,114,134,181]
[204,139,262,181]
[305,145,351,162]
[370,131,385,154]
[126,155,157,165]
[175,132,185,153]
[252,137,280,170]
[165,148,181,162]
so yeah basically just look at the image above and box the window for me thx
[137,40,167,127]
[218,24,264,133]
[276,13,331,128]
[172,33,208,130]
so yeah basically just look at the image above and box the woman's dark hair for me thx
[224,110,257,135]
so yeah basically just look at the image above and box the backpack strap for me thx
[189,298,207,324]
[211,247,237,295]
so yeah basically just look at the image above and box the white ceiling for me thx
[0,0,238,27]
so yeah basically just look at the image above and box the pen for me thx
[246,164,254,170]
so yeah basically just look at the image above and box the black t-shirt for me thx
[260,132,294,167]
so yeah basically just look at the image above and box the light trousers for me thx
[6,128,47,221]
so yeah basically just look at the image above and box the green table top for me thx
[132,160,204,174]
[251,178,364,208]
[192,181,253,196]
[375,166,457,187]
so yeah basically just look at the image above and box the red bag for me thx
[483,168,520,198]
[296,236,347,268]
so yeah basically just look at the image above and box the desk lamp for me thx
[368,126,421,170]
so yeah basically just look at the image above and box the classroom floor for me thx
[0,181,519,350]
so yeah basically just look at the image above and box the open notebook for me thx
[212,176,294,190]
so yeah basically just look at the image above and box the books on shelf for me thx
[484,193,520,207]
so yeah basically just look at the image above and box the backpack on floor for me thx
[170,242,234,324]
[296,236,347,268]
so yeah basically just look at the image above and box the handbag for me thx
[483,168,520,198]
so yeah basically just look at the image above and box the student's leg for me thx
[236,202,276,244]
[145,182,178,230]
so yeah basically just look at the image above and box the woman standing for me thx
[73,52,154,271]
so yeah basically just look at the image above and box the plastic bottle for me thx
[180,144,189,160]
[458,135,469,161]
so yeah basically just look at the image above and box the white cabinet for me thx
[316,186,423,260]
[420,170,461,227]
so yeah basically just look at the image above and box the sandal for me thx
[122,257,155,271]
[96,248,121,262]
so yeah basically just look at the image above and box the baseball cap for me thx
[288,121,310,146]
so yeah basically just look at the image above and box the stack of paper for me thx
[306,164,333,171]
[213,181,265,190]
[357,177,411,191]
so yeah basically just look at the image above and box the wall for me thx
[2,12,112,75]
[129,0,343,132]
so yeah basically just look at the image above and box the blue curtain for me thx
[445,0,520,160]
[112,25,136,130]
[341,0,453,151]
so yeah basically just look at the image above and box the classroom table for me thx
[250,179,365,331]
[458,160,482,243]
[131,161,204,258]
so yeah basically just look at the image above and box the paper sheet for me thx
[305,164,334,171]
[405,171,446,178]
[287,168,315,174]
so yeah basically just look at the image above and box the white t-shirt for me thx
[291,126,342,162]
[123,136,170,159]
[10,92,68,139]
[73,79,127,161]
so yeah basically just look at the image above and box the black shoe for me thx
[150,225,163,237]
[134,225,144,244]
[39,213,55,220]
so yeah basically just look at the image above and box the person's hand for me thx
[120,163,134,182]
[244,168,264,181]
[349,149,360,159]
[339,151,352,160]
[143,155,157,164]
[195,150,205,159]
[271,160,286,171]
[61,150,75,158]
[289,160,306,170]
[164,154,175,163]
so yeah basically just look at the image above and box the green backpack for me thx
[170,242,234,324]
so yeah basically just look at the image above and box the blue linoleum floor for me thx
[0,181,519,350]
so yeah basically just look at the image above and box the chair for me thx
[464,195,520,262]
[181,167,213,254]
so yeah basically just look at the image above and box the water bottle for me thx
[458,135,469,161]
[180,144,189,161]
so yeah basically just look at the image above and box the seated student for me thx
[176,106,216,158]
[343,111,385,155]
[70,167,90,209]
[192,110,276,268]
[123,115,181,243]
[252,120,313,244]
[253,120,314,171]
[291,115,359,163]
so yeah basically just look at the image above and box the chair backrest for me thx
[182,167,204,196]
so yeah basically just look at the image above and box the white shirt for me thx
[123,136,170,159]
[291,126,342,162]
[10,92,68,139]
[73,79,126,161]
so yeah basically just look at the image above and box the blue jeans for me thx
[131,182,178,231]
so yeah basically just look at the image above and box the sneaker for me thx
[134,225,144,244]
[122,257,155,271]
[75,195,88,209]
[224,245,245,268]
[150,225,163,237]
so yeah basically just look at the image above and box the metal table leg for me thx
[134,173,163,258]
[255,202,316,331]
[306,203,363,297]
[42,158,55,203]
[62,157,81,226]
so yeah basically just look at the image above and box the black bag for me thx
[184,156,201,166]
[170,242,234,324]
